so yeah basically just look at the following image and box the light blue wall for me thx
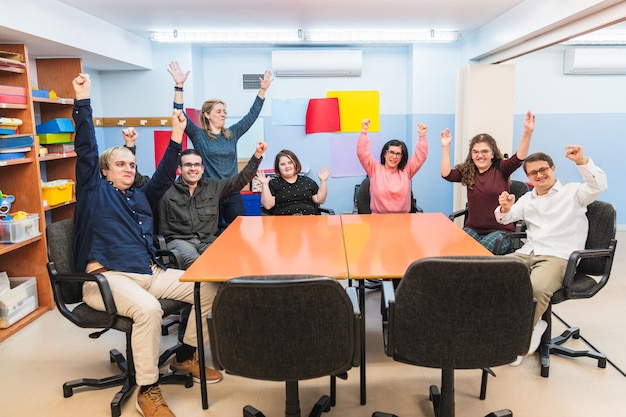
[86,42,625,226]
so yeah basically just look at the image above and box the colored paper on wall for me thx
[154,131,188,172]
[305,98,340,134]
[329,133,383,177]
[326,90,380,133]
[185,108,201,125]
[236,118,265,158]
[272,98,308,125]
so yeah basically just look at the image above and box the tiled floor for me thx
[1,231,625,417]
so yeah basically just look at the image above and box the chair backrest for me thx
[510,180,530,201]
[209,276,358,381]
[581,200,616,275]
[46,219,83,304]
[390,256,534,370]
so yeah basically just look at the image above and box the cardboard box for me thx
[42,180,74,207]
[38,133,72,144]
[0,277,38,328]
[0,85,26,96]
[36,118,75,134]
[0,214,41,243]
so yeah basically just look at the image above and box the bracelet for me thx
[174,86,184,92]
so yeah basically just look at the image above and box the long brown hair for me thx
[455,133,504,190]
[200,98,232,140]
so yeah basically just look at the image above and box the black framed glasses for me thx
[526,166,551,179]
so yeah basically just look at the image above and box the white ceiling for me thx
[0,1,624,70]
[57,0,527,36]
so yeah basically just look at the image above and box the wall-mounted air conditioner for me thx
[563,47,626,74]
[271,49,362,77]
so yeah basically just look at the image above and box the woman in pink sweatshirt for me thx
[357,118,429,213]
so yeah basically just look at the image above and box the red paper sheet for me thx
[305,98,340,134]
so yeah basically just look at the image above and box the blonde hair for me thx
[200,98,232,140]
[99,146,135,172]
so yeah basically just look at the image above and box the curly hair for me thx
[200,98,232,140]
[455,133,504,190]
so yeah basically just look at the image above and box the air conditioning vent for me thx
[563,47,626,74]
[271,49,362,77]
[242,74,263,90]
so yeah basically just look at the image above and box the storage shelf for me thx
[0,305,48,343]
[39,153,76,162]
[43,198,76,212]
[0,234,43,256]
[32,96,74,105]
[0,157,34,167]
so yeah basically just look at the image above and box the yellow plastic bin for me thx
[42,179,74,207]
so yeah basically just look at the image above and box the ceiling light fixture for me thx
[150,30,462,44]
[561,29,626,45]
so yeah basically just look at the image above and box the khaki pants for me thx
[83,265,219,386]
[507,252,567,325]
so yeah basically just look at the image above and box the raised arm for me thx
[257,70,273,99]
[312,167,330,205]
[168,61,190,110]
[515,110,535,160]
[440,128,452,177]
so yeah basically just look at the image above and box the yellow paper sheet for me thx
[326,90,380,133]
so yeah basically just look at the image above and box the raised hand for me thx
[524,110,535,132]
[317,167,331,181]
[440,128,452,147]
[255,141,268,157]
[565,145,587,165]
[255,170,270,185]
[72,73,91,100]
[417,123,428,135]
[122,128,138,147]
[171,110,187,143]
[259,70,273,91]
[498,191,516,213]
[362,118,370,132]
[168,61,190,86]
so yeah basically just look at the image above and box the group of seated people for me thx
[71,65,608,417]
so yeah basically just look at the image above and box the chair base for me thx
[62,347,193,417]
[540,326,607,378]
[373,368,512,417]
[243,380,332,417]
[539,308,608,378]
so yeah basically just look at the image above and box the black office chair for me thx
[374,256,535,417]
[448,179,530,254]
[46,219,193,417]
[207,275,361,417]
[495,200,617,377]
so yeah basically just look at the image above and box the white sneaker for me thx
[527,319,548,355]
[509,355,523,367]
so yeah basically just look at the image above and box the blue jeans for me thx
[219,191,246,226]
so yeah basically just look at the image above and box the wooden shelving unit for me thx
[0,45,82,342]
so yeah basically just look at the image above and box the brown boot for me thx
[136,385,175,417]
[170,352,223,384]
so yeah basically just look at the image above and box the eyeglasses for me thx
[526,166,551,179]
[386,150,402,157]
[471,149,492,156]
[181,162,203,169]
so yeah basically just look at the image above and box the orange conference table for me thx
[180,212,492,408]
[180,215,349,409]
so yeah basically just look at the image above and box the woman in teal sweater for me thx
[168,61,273,224]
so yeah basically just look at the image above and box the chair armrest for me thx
[47,262,118,328]
[318,206,335,215]
[562,239,617,297]
[156,248,184,269]
[493,231,527,255]
[448,207,468,221]
[345,286,362,367]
